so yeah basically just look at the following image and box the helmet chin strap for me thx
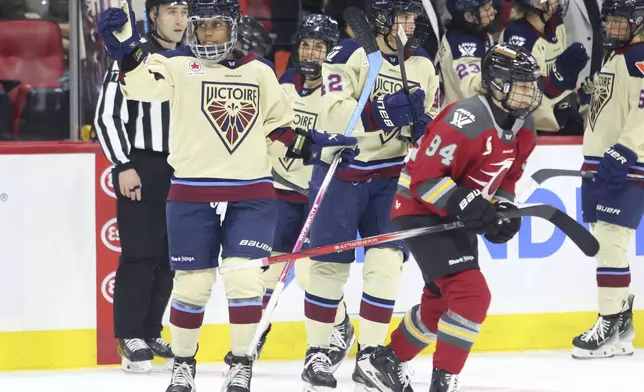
[152,29,176,45]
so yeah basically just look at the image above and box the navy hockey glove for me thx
[372,88,426,131]
[484,202,521,244]
[446,188,498,235]
[595,144,638,192]
[400,113,432,144]
[288,128,360,171]
[554,101,584,134]
[99,0,141,61]
[550,43,588,91]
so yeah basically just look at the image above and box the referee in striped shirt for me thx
[94,0,188,372]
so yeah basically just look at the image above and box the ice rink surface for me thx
[2,350,643,391]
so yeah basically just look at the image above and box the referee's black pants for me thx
[112,149,174,339]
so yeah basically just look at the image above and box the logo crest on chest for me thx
[589,72,615,131]
[201,81,260,154]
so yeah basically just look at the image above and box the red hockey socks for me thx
[433,269,491,374]
[388,285,445,361]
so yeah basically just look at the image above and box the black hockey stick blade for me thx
[531,169,595,185]
[344,6,379,55]
[500,205,599,257]
[271,168,308,196]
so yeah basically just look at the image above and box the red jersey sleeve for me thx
[494,129,537,202]
[400,116,477,215]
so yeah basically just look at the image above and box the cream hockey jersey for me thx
[582,43,644,174]
[438,29,494,107]
[118,47,295,202]
[319,38,440,181]
[272,68,319,203]
[499,17,571,131]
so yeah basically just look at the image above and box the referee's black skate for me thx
[572,313,620,359]
[328,312,356,372]
[118,338,153,373]
[221,355,253,392]
[146,337,174,359]
[429,368,459,392]
[166,356,196,392]
[302,347,337,391]
[224,323,272,366]
[352,345,413,392]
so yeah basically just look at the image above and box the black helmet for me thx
[292,14,339,79]
[482,43,543,119]
[601,0,644,49]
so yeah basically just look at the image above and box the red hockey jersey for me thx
[392,95,537,218]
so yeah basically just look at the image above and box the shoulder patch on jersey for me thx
[443,96,492,139]
[501,21,539,52]
[279,67,297,84]
[445,30,486,60]
[324,38,362,65]
[160,45,195,59]
[622,43,644,78]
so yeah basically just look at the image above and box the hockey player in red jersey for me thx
[98,1,359,391]
[354,43,543,392]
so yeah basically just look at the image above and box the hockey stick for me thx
[244,6,383,358]
[271,168,308,196]
[396,24,411,94]
[219,204,600,275]
[530,168,644,186]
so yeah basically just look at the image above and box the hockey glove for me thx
[550,43,588,91]
[372,88,426,131]
[399,113,432,144]
[99,0,141,61]
[445,188,498,235]
[554,101,584,134]
[595,144,638,192]
[577,76,594,106]
[484,202,521,244]
[288,128,360,171]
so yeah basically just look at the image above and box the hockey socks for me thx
[433,270,490,374]
[169,299,205,358]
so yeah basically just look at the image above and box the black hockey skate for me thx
[572,313,620,359]
[328,312,356,372]
[146,337,174,359]
[224,323,272,366]
[221,355,253,392]
[352,345,413,392]
[429,368,459,392]
[166,356,196,392]
[302,347,337,391]
[117,338,153,373]
[616,294,636,356]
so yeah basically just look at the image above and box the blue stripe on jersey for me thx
[171,176,273,187]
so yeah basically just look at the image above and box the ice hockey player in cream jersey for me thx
[97,1,358,392]
[574,0,644,362]
[438,0,496,106]
[500,0,588,131]
[300,1,440,391]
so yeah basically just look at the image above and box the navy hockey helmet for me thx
[514,0,569,20]
[366,0,424,34]
[145,0,188,14]
[447,0,498,32]
[482,43,543,119]
[185,0,241,61]
[238,16,273,56]
[292,14,340,79]
[601,0,644,49]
